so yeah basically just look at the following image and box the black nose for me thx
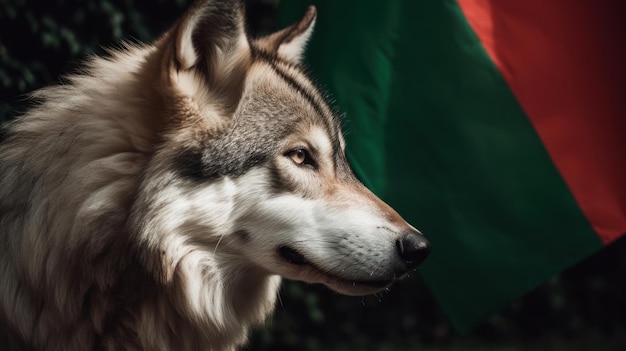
[396,232,431,270]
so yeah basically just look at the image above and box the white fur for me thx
[278,14,316,63]
[0,2,428,350]
[177,8,206,69]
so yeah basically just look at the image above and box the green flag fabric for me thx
[279,0,625,332]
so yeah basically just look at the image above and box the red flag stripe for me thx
[457,0,626,243]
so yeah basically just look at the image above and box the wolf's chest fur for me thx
[0,1,430,350]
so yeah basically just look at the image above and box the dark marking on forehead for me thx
[173,48,351,183]
[174,148,206,180]
[173,142,273,181]
[271,67,328,126]
[173,100,301,181]
[251,47,348,170]
[251,48,337,136]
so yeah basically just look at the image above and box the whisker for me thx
[213,234,226,254]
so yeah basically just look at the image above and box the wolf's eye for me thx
[287,148,315,167]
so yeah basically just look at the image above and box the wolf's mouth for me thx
[277,246,393,289]
[278,246,308,265]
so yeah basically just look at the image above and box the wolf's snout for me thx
[396,232,431,270]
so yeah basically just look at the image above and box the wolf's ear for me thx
[254,6,316,64]
[160,0,251,107]
[174,0,249,71]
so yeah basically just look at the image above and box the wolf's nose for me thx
[396,232,431,270]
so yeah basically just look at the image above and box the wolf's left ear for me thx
[173,0,249,71]
[160,0,251,108]
[254,6,316,64]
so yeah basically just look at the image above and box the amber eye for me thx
[287,148,315,168]
[289,149,306,164]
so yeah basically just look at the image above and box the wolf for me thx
[0,1,430,350]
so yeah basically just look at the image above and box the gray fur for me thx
[0,1,429,350]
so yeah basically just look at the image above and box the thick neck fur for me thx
[138,258,280,350]
[0,43,280,350]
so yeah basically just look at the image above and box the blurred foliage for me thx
[1,1,626,350]
[0,0,276,121]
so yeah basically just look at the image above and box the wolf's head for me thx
[132,0,430,299]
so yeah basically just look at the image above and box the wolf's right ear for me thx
[254,6,316,65]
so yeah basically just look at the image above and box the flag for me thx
[279,0,626,332]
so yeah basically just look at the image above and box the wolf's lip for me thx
[277,246,394,289]
[278,246,308,265]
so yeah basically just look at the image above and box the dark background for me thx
[1,1,625,349]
